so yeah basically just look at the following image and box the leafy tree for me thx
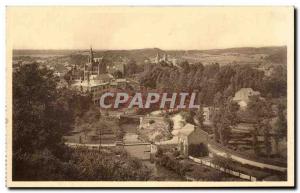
[247,95,273,156]
[195,106,205,128]
[247,95,273,123]
[163,114,174,131]
[275,103,287,137]
[13,63,71,154]
[263,123,272,158]
[112,70,123,78]
[213,91,223,107]
[216,65,235,92]
[251,127,260,156]
[180,110,195,124]
[273,103,287,155]
[125,59,138,76]
[179,60,190,74]
[212,100,239,145]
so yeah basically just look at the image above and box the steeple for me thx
[89,46,94,64]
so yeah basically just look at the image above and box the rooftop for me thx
[233,88,260,102]
[178,123,195,136]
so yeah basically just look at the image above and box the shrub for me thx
[155,147,164,157]
[149,120,155,124]
[155,153,191,176]
[172,149,180,157]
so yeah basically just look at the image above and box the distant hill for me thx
[264,48,287,64]
[186,46,286,55]
[13,46,287,66]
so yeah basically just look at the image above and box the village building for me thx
[107,57,128,75]
[69,65,83,81]
[203,107,213,125]
[83,47,107,80]
[232,88,261,110]
[109,78,128,89]
[71,47,115,104]
[177,123,209,157]
[152,52,175,65]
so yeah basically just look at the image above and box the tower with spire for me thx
[84,46,107,81]
[89,46,94,64]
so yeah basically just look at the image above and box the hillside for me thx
[13,46,287,67]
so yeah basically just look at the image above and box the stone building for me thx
[84,47,107,81]
[177,124,209,157]
[232,88,261,110]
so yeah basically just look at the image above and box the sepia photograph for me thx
[6,6,294,187]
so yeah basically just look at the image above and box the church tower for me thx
[84,46,94,81]
[89,46,94,64]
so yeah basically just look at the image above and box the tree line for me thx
[139,61,286,106]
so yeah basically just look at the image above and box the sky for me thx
[7,7,293,50]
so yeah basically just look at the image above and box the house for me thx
[203,107,213,125]
[70,47,116,104]
[177,124,209,157]
[110,78,128,89]
[232,88,261,110]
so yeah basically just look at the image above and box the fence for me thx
[193,125,287,172]
[207,142,287,172]
[189,156,257,181]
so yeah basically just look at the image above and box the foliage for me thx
[180,110,195,125]
[195,106,205,128]
[139,61,286,106]
[247,95,273,122]
[149,120,155,124]
[156,153,190,176]
[155,147,164,157]
[124,59,138,76]
[163,115,174,132]
[251,127,260,156]
[172,149,180,157]
[13,148,152,181]
[275,103,287,137]
[70,149,152,181]
[13,63,72,154]
[112,70,123,78]
[211,155,243,173]
[212,100,239,145]
[247,96,273,156]
[13,63,149,181]
[263,123,272,158]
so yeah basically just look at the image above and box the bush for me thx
[13,147,152,181]
[155,147,164,157]
[155,153,190,176]
[172,149,180,157]
[149,120,155,124]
